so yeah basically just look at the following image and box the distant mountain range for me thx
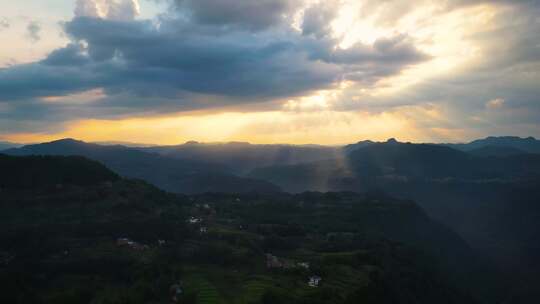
[92,140,158,147]
[443,136,540,153]
[0,141,22,150]
[3,136,540,194]
[141,141,340,174]
[250,138,540,192]
[344,136,540,155]
[2,139,280,194]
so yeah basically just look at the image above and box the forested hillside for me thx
[0,155,487,304]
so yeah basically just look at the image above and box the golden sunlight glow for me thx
[283,90,336,111]
[330,1,500,98]
[334,1,394,47]
[0,1,525,145]
[375,4,496,94]
[2,109,452,145]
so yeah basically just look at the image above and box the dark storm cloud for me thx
[63,17,341,98]
[42,43,92,66]
[0,13,427,105]
[0,0,433,133]
[301,1,338,38]
[173,0,300,31]
[0,17,326,102]
[310,35,429,65]
[0,62,99,101]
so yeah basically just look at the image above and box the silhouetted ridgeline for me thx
[3,139,281,194]
[142,141,341,174]
[0,141,21,150]
[0,154,118,189]
[444,136,540,153]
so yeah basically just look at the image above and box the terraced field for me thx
[187,276,222,304]
[236,277,273,304]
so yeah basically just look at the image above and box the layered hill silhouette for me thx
[344,136,540,155]
[0,141,21,150]
[142,141,340,174]
[467,145,527,157]
[0,154,119,189]
[248,138,540,302]
[249,138,540,192]
[2,139,280,194]
[444,136,540,153]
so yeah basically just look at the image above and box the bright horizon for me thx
[1,0,539,145]
[2,134,533,147]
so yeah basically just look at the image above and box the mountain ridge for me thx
[2,138,281,194]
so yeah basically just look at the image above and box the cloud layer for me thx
[173,0,300,31]
[0,1,427,119]
[1,0,539,142]
[75,0,140,21]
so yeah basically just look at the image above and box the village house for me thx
[169,281,183,303]
[188,216,202,224]
[308,276,322,287]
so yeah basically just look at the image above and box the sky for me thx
[0,0,539,145]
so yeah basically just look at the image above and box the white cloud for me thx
[75,0,101,18]
[486,98,505,109]
[75,0,140,21]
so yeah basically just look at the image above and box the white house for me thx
[188,217,202,224]
[308,276,322,287]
